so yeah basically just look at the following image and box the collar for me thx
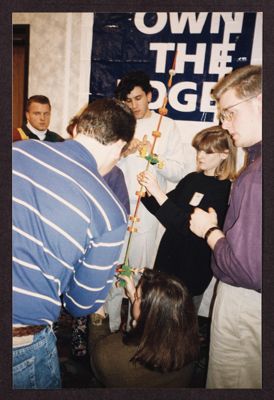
[26,122,47,140]
[245,141,262,164]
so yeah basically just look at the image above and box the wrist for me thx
[204,226,220,241]
[125,290,134,303]
[154,190,168,206]
[125,286,136,303]
[128,294,135,304]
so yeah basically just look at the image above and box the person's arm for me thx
[103,166,130,215]
[120,138,143,157]
[139,171,190,234]
[190,172,262,290]
[141,193,163,215]
[120,274,136,304]
[212,175,261,290]
[137,171,168,205]
[63,224,126,317]
[189,207,224,248]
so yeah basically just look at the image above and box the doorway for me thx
[13,25,29,131]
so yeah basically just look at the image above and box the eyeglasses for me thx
[219,95,257,123]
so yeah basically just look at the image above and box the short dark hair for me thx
[115,71,153,101]
[76,98,136,145]
[123,269,199,372]
[26,95,51,112]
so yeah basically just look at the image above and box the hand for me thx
[121,274,136,303]
[190,207,218,238]
[122,138,142,157]
[137,171,168,205]
[139,134,152,155]
[137,171,161,197]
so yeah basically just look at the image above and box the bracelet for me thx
[204,226,220,241]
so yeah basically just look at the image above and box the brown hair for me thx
[123,269,199,372]
[76,98,136,145]
[26,95,51,112]
[66,115,80,137]
[212,64,262,101]
[192,125,237,181]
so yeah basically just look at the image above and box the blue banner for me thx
[90,12,257,122]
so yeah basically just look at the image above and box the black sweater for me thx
[142,172,231,296]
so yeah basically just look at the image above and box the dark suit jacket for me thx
[13,124,64,142]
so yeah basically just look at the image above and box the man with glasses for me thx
[190,65,262,388]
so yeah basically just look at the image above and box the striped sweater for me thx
[12,139,128,326]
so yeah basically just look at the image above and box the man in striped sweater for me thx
[12,98,135,389]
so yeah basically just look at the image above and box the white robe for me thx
[117,110,186,269]
[106,111,186,331]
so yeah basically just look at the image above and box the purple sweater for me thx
[212,141,262,292]
[103,166,130,215]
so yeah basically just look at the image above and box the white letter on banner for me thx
[176,43,206,74]
[210,12,244,34]
[150,43,176,73]
[169,12,208,34]
[200,82,217,112]
[209,43,235,76]
[134,13,167,34]
[149,80,166,109]
[169,82,197,112]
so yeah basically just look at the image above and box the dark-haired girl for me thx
[89,269,199,387]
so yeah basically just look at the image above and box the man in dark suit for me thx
[13,95,63,142]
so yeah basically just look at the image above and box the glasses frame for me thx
[219,95,258,123]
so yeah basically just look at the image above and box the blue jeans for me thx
[13,326,61,389]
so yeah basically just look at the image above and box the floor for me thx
[56,303,210,388]
[56,310,97,388]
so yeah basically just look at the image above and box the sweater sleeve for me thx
[63,224,126,317]
[211,163,262,291]
[141,193,162,215]
[142,176,190,234]
[155,198,190,234]
[104,167,130,214]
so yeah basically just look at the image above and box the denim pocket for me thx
[13,329,61,389]
[13,356,36,389]
[44,334,61,388]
